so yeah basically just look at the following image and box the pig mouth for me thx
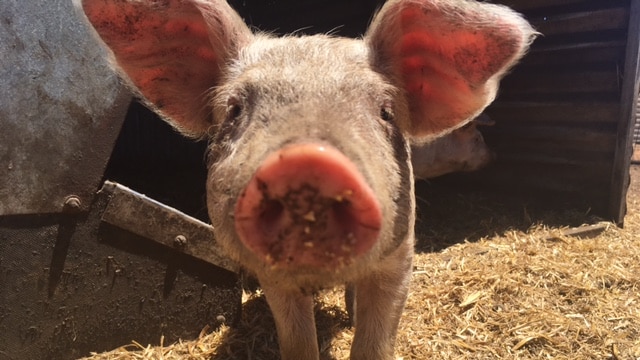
[234,144,382,270]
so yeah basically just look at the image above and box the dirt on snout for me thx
[247,182,363,268]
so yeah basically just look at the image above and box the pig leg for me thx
[350,240,413,360]
[345,283,356,326]
[260,282,320,360]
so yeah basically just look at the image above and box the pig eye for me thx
[229,104,242,119]
[226,96,243,121]
[380,105,394,122]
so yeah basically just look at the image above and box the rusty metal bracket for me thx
[99,181,239,273]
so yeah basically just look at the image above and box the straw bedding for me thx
[82,167,640,359]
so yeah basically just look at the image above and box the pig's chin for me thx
[246,229,380,272]
[243,242,383,288]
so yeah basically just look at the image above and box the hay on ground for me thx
[82,167,640,360]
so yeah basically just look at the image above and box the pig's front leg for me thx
[260,281,320,360]
[350,239,413,360]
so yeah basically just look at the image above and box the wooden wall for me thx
[634,95,640,144]
[464,0,640,223]
[225,0,640,223]
[637,95,640,143]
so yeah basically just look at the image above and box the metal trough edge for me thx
[99,180,239,274]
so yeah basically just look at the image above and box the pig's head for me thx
[411,114,497,179]
[78,0,535,289]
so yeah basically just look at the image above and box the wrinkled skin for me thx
[77,0,536,359]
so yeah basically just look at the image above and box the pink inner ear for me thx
[399,6,520,86]
[371,1,533,139]
[81,0,251,137]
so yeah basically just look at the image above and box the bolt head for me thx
[63,195,82,212]
[174,235,188,248]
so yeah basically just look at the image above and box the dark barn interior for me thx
[480,0,639,225]
[106,0,640,227]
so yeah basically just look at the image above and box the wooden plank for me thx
[498,0,588,11]
[523,41,627,66]
[504,70,620,95]
[486,101,620,124]
[609,0,640,225]
[490,137,617,154]
[501,70,621,95]
[530,7,629,36]
[474,166,610,196]
[496,154,610,169]
[486,125,618,152]
[545,223,609,240]
[481,161,612,190]
[493,147,614,166]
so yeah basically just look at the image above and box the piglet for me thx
[76,0,535,359]
[412,114,496,179]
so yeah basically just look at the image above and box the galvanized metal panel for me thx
[0,192,240,359]
[0,0,131,215]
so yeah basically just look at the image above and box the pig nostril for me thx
[332,200,350,218]
[332,201,357,237]
[259,199,285,236]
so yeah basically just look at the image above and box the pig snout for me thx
[234,143,382,269]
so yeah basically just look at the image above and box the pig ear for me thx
[366,0,536,140]
[77,0,253,137]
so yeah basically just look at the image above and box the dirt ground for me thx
[83,166,640,360]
